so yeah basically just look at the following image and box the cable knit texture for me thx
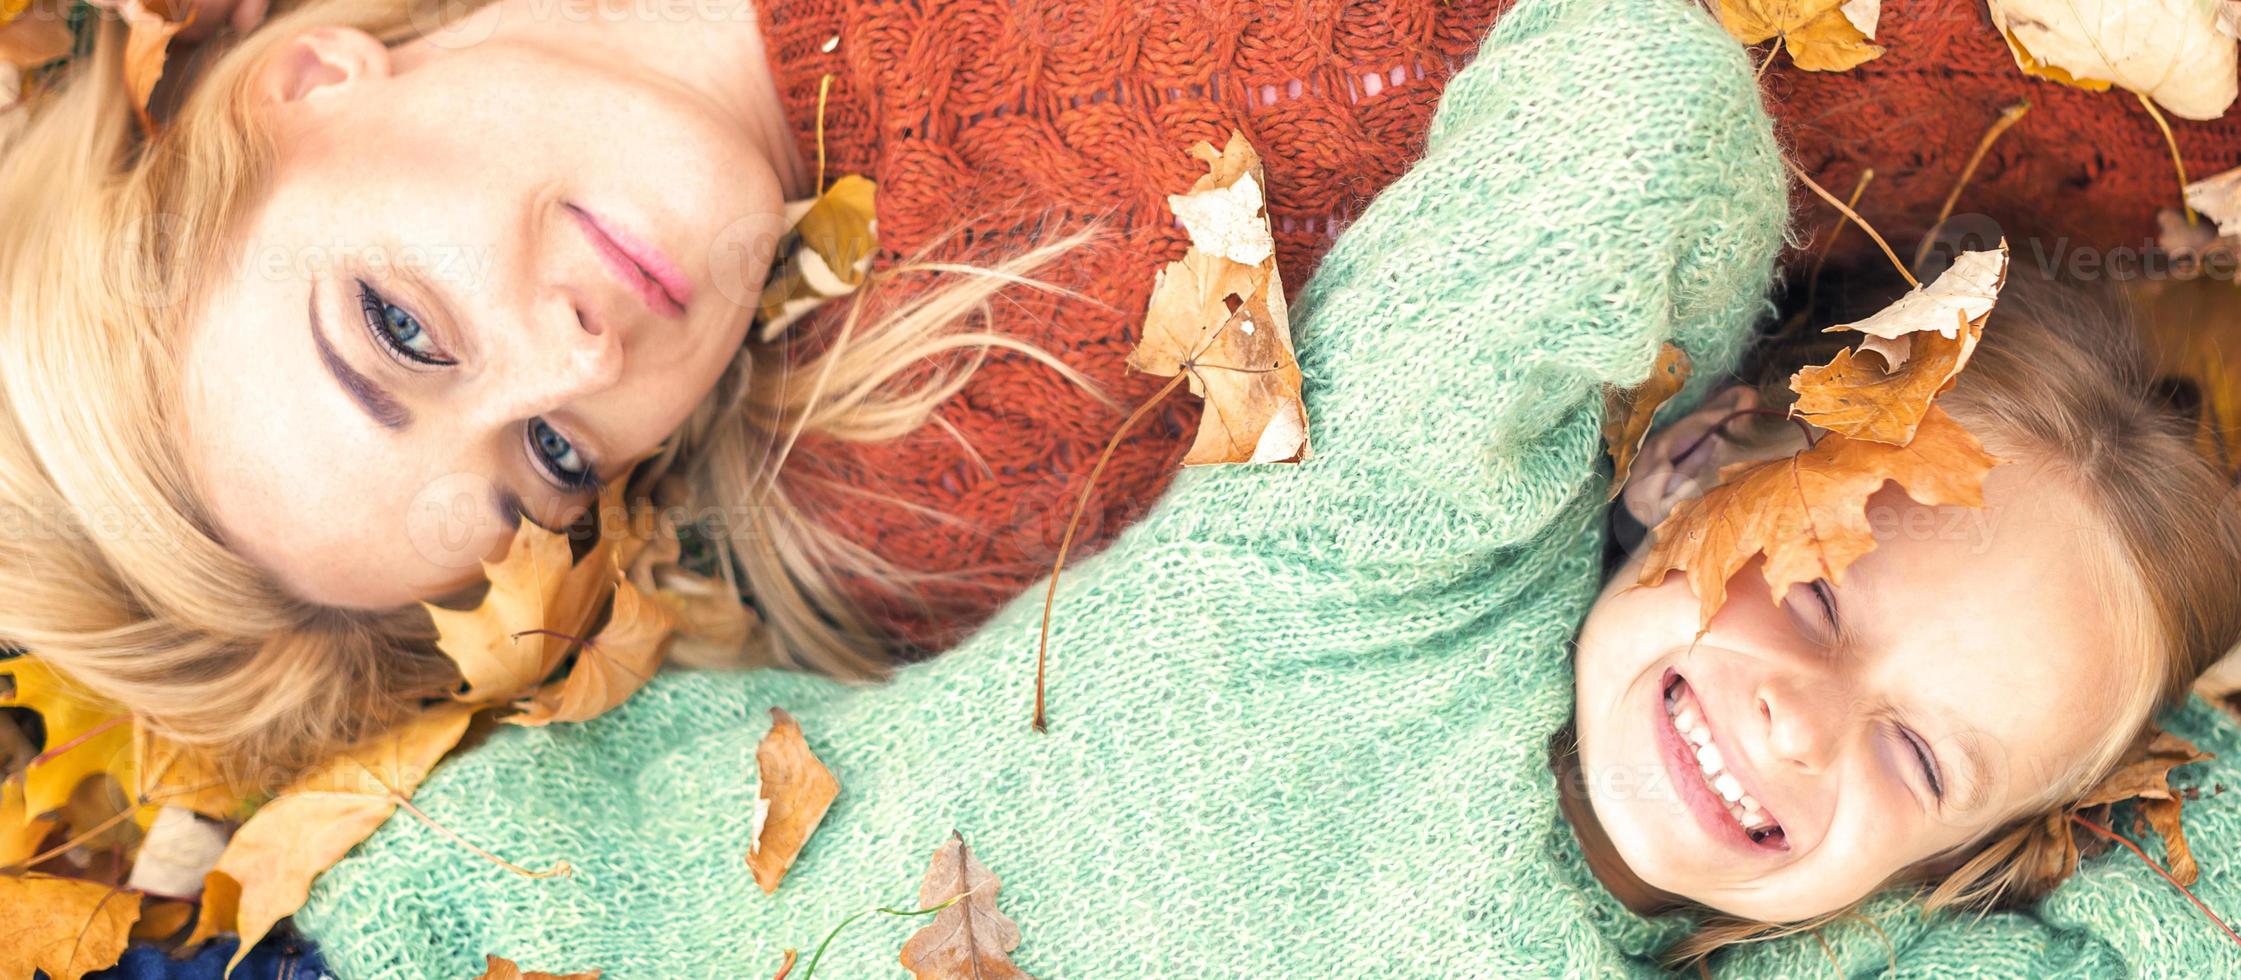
[296,1,2241,975]
[756,0,1510,649]
[759,0,2241,652]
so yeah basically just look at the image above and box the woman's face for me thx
[1572,387,2142,922]
[180,0,801,607]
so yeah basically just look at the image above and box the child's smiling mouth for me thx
[1658,668,1789,852]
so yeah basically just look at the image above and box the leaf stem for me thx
[1033,372,1188,733]
[30,714,128,767]
[392,796,571,879]
[2134,92,2199,227]
[1913,100,2030,269]
[1804,168,1875,319]
[1784,157,1918,289]
[801,895,964,979]
[2071,812,2240,948]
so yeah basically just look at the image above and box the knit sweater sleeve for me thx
[1131,0,1784,573]
[289,2,1794,976]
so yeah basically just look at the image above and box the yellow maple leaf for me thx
[1638,406,2002,630]
[0,658,134,824]
[1716,0,1884,72]
[190,702,478,976]
[510,580,678,727]
[1,778,55,868]
[759,174,878,339]
[424,523,575,703]
[0,875,140,980]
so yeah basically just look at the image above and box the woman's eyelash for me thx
[1901,726,1944,800]
[356,279,453,367]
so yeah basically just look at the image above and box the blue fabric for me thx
[78,938,327,980]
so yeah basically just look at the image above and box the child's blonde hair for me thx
[0,0,1089,776]
[1662,271,2241,968]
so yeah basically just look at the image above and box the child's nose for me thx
[1755,671,1846,776]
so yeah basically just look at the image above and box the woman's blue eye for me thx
[528,418,594,489]
[356,280,450,366]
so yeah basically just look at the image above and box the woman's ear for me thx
[253,26,392,109]
[1618,384,1761,531]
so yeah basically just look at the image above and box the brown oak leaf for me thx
[899,830,1034,980]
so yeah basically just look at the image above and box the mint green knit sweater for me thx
[295,0,2241,975]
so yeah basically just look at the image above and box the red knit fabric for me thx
[1768,0,2241,267]
[754,0,2241,653]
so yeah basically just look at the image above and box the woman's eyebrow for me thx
[309,283,413,430]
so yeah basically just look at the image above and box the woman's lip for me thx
[1654,667,1789,856]
[565,203,691,318]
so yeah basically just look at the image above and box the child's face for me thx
[1570,387,2144,922]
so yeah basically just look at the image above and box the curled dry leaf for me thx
[2185,165,2241,239]
[189,702,478,976]
[473,953,603,980]
[130,897,195,942]
[0,875,139,980]
[1793,242,2008,446]
[120,0,188,132]
[510,580,678,726]
[748,707,839,894]
[1638,406,2001,631]
[1715,0,1884,72]
[1129,130,1309,466]
[1988,0,2239,119]
[759,174,878,340]
[899,831,1034,980]
[1602,343,1693,498]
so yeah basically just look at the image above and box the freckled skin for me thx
[181,0,807,608]
[1570,386,2134,922]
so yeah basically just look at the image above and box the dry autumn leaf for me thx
[191,701,478,975]
[1792,242,2009,445]
[0,875,140,980]
[1715,0,1884,72]
[1129,131,1309,466]
[2186,165,2241,238]
[1988,0,2239,119]
[1,658,135,824]
[1,778,56,867]
[1603,344,1693,497]
[426,523,575,702]
[120,0,188,132]
[899,831,1034,980]
[131,896,195,942]
[749,707,839,894]
[759,174,877,339]
[473,953,602,980]
[1638,406,2001,630]
[510,579,678,726]
[0,0,71,71]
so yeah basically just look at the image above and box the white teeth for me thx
[1714,772,1744,802]
[1668,679,1784,843]
[1695,744,1723,771]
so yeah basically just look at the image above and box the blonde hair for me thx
[0,0,1091,776]
[1661,272,2241,970]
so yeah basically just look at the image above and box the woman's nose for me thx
[492,297,625,418]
